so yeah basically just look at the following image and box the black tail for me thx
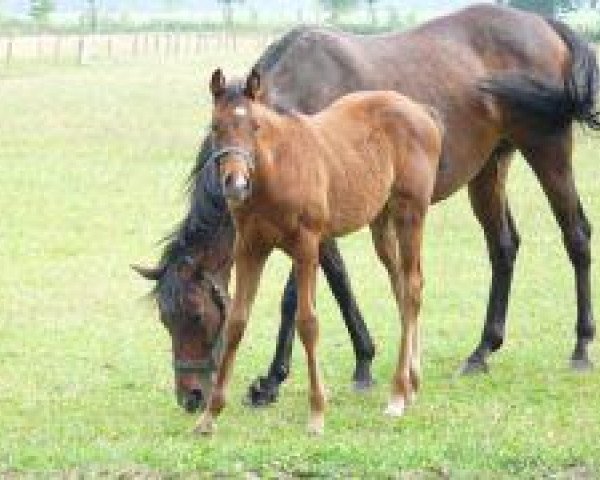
[479,19,600,131]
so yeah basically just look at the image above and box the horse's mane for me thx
[151,153,233,307]
[152,30,306,306]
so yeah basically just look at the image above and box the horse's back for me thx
[255,4,573,200]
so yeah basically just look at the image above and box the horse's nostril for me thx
[183,388,204,413]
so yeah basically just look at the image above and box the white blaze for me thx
[234,106,247,117]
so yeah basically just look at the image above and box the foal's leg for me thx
[371,208,423,416]
[294,234,327,434]
[387,206,425,416]
[462,147,521,374]
[246,239,375,406]
[195,249,268,435]
[522,131,594,370]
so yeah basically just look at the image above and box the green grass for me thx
[0,55,599,478]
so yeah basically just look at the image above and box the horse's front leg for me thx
[294,233,326,435]
[245,268,297,407]
[195,246,268,435]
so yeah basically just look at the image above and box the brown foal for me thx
[195,68,443,435]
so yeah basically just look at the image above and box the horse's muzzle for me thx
[177,387,205,413]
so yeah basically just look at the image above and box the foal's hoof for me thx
[307,413,325,436]
[244,376,280,407]
[459,358,489,376]
[570,356,594,372]
[194,413,215,436]
[384,396,406,417]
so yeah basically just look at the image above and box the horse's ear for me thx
[131,264,165,281]
[244,68,261,100]
[210,68,226,99]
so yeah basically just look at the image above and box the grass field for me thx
[1,52,599,478]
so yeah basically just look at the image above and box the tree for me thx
[87,0,98,32]
[319,0,359,24]
[509,0,572,16]
[365,0,378,25]
[29,0,54,24]
[217,0,245,27]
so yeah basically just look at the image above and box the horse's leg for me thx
[195,248,268,435]
[246,239,375,406]
[461,147,520,374]
[245,269,296,407]
[319,239,375,390]
[522,131,594,370]
[294,234,326,434]
[386,204,424,416]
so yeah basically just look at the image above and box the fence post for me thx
[54,35,61,64]
[5,35,13,66]
[36,34,42,59]
[77,35,86,65]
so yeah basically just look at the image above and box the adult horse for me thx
[136,4,599,411]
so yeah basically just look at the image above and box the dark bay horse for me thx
[136,4,599,411]
[195,69,443,435]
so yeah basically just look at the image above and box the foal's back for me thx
[300,91,442,236]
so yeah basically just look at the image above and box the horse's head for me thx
[133,256,229,413]
[209,68,263,205]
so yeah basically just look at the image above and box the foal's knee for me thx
[296,312,318,345]
[404,270,423,311]
[226,314,247,347]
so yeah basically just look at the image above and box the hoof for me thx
[570,356,594,372]
[384,396,406,417]
[459,358,489,376]
[353,377,375,392]
[307,413,325,436]
[194,413,215,436]
[244,376,279,408]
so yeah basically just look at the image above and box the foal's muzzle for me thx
[222,172,251,202]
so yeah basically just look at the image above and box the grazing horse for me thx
[135,4,599,411]
[195,68,443,435]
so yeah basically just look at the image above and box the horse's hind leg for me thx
[319,239,375,390]
[462,145,520,374]
[522,131,594,370]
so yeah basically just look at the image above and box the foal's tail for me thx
[478,19,600,132]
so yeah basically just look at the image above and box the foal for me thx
[197,68,443,435]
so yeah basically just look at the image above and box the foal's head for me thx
[209,68,264,205]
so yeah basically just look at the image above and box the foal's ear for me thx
[244,68,261,100]
[210,68,226,99]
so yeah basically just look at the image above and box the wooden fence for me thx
[1,32,277,65]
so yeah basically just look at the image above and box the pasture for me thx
[1,47,599,477]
